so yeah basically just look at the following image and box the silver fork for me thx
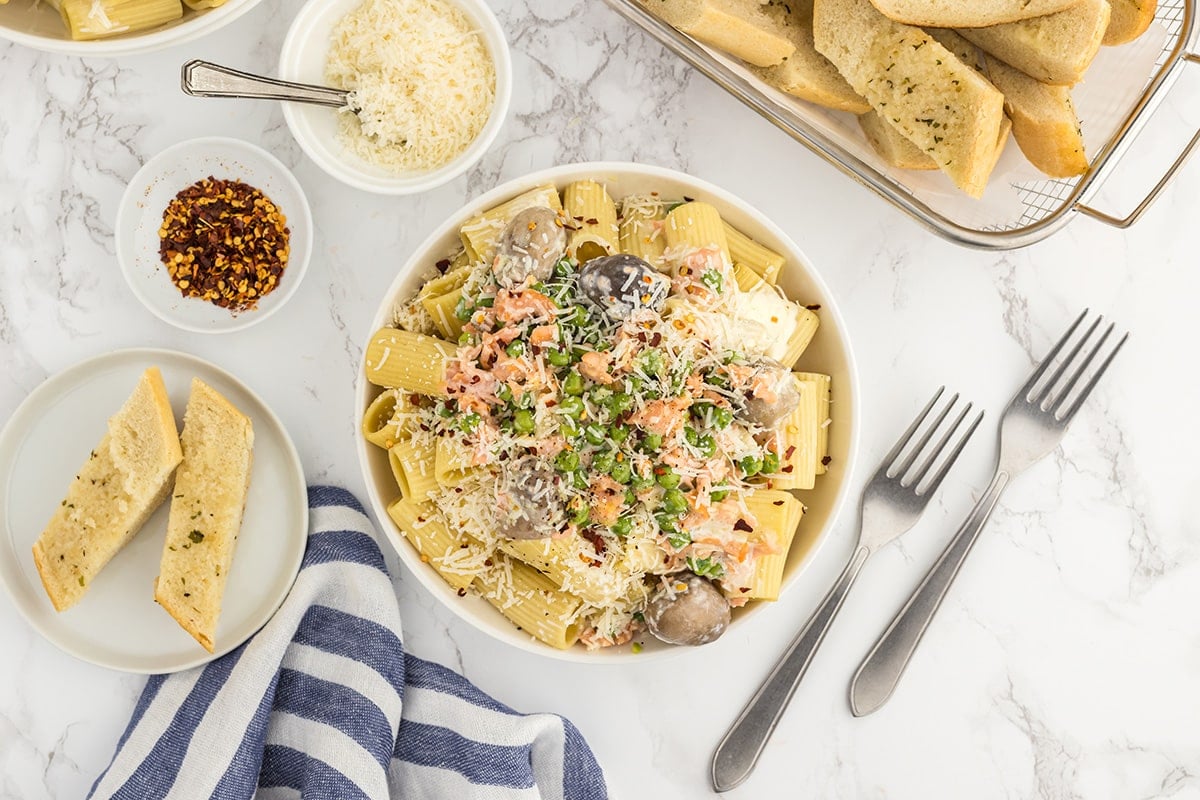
[711,388,983,792]
[848,310,1129,717]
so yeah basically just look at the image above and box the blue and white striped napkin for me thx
[88,486,608,800]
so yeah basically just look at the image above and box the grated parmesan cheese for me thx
[326,0,496,173]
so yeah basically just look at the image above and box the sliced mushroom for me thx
[740,357,801,428]
[493,207,568,288]
[577,254,670,320]
[495,455,565,540]
[644,572,731,646]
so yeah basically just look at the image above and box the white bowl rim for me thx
[0,0,265,57]
[115,135,314,335]
[278,0,513,196]
[355,161,862,662]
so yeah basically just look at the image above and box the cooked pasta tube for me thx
[474,557,583,649]
[772,375,821,490]
[434,435,479,487]
[664,201,731,262]
[387,499,475,591]
[392,440,439,500]
[564,180,619,263]
[733,262,766,293]
[182,0,225,8]
[59,0,182,40]
[618,195,668,270]
[362,389,401,449]
[460,184,563,265]
[778,307,821,369]
[724,222,785,285]
[387,447,411,498]
[364,328,454,394]
[742,490,804,601]
[793,372,832,475]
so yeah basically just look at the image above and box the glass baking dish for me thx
[604,0,1200,249]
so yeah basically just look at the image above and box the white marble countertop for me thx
[3,1,1200,798]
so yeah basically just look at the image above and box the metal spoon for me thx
[181,60,351,108]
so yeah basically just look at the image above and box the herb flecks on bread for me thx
[31,367,182,612]
[814,0,1006,197]
[155,379,254,653]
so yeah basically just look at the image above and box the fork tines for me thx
[1023,309,1130,423]
[883,387,985,497]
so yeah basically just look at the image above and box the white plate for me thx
[0,349,308,674]
[355,162,862,662]
[0,0,264,57]
[278,0,512,195]
[115,137,313,334]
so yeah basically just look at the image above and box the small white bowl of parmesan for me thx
[279,0,511,195]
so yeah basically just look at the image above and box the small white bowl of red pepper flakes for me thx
[116,137,313,333]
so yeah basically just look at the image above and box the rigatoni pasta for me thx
[363,179,834,651]
[58,0,182,40]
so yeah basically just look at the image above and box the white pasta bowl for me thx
[278,0,512,195]
[355,162,861,661]
[0,0,263,57]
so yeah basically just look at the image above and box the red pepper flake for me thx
[157,177,290,313]
[435,258,452,273]
[457,588,467,597]
[585,218,600,226]
[822,455,833,466]
[784,445,797,459]
[734,519,754,533]
[772,500,785,506]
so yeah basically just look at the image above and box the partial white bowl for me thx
[278,0,512,195]
[0,0,264,57]
[116,137,313,334]
[355,162,862,662]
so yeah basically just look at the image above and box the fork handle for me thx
[848,471,1010,717]
[711,544,870,792]
[181,60,349,108]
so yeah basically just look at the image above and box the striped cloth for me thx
[88,486,608,800]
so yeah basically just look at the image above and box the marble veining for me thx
[3,1,1200,798]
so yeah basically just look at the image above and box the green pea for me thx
[458,332,471,345]
[631,473,656,491]
[559,396,584,420]
[553,259,573,278]
[459,413,481,433]
[763,452,781,474]
[569,305,589,326]
[611,461,633,484]
[547,348,571,367]
[556,450,580,472]
[496,383,513,404]
[584,424,607,446]
[437,404,455,418]
[571,505,590,526]
[684,426,700,446]
[706,371,728,389]
[610,424,630,444]
[740,455,763,477]
[611,517,633,537]
[573,471,590,490]
[563,372,585,396]
[454,297,474,321]
[656,467,681,489]
[506,340,526,358]
[589,386,614,405]
[608,392,635,416]
[592,451,615,473]
[710,489,730,503]
[641,433,663,452]
[656,514,679,534]
[624,488,637,506]
[694,434,716,459]
[477,296,495,308]
[662,488,688,514]
[711,406,734,429]
[513,409,535,433]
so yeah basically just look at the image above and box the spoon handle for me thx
[181,60,349,109]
